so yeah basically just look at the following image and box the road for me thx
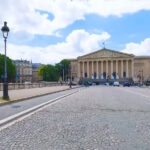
[0,86,150,150]
[0,88,78,121]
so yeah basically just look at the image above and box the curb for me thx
[0,86,80,107]
[0,90,79,128]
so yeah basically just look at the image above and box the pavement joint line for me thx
[0,89,79,130]
[119,87,150,99]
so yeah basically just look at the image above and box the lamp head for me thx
[1,21,9,38]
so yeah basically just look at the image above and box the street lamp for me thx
[69,64,72,88]
[1,21,9,99]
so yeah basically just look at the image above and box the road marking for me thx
[0,89,79,131]
[119,87,150,99]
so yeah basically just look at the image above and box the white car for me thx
[113,81,120,86]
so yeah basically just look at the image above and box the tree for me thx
[38,65,59,81]
[55,59,70,81]
[38,65,45,77]
[38,59,70,82]
[0,54,16,82]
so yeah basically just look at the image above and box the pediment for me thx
[78,49,134,60]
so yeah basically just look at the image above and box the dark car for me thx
[93,81,100,85]
[123,81,131,87]
[84,81,92,86]
[145,80,150,86]
[109,81,114,86]
[79,80,92,86]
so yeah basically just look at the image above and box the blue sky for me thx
[0,0,150,64]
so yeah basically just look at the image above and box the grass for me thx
[0,97,10,102]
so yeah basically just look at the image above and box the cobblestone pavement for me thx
[0,86,150,150]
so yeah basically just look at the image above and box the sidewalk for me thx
[0,85,72,104]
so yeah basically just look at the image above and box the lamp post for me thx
[1,21,9,99]
[69,64,72,88]
[139,70,143,85]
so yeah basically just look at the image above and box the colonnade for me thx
[78,59,134,79]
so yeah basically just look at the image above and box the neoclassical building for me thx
[70,48,150,82]
[13,60,32,83]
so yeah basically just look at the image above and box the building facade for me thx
[32,63,43,82]
[13,60,32,83]
[70,49,150,82]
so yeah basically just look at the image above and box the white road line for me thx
[0,90,79,131]
[119,87,150,99]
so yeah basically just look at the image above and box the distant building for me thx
[32,63,43,82]
[69,48,150,82]
[13,60,32,83]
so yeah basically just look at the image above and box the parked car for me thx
[104,82,109,86]
[123,81,131,87]
[93,81,100,85]
[113,81,120,87]
[85,81,92,86]
[109,81,114,86]
[145,80,150,86]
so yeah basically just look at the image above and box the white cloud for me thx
[0,0,150,36]
[122,38,150,55]
[0,30,110,64]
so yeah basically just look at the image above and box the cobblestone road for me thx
[0,86,150,150]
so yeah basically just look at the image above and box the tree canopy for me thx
[38,59,70,82]
[38,65,59,81]
[55,59,70,81]
[0,54,16,82]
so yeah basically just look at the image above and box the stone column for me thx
[116,60,118,74]
[96,61,99,79]
[87,61,89,78]
[121,60,124,78]
[116,60,118,79]
[106,60,108,78]
[101,61,103,76]
[82,61,84,78]
[132,59,134,79]
[126,60,129,78]
[78,61,80,79]
[111,60,113,75]
[92,61,94,78]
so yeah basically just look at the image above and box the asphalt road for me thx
[0,86,150,150]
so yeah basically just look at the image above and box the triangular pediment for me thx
[78,49,134,60]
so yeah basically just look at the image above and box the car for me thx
[83,81,92,86]
[93,81,100,85]
[113,81,120,87]
[104,82,109,86]
[123,81,131,87]
[109,81,114,86]
[145,80,150,86]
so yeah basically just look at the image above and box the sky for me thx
[0,0,150,64]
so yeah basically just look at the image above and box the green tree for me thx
[0,54,16,82]
[38,65,45,77]
[38,65,59,81]
[55,59,70,81]
[38,59,70,82]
